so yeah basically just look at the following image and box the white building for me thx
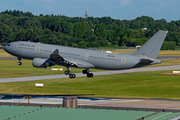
[142,28,147,31]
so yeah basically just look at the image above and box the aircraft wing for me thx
[50,49,95,68]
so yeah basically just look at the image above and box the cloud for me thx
[120,0,134,6]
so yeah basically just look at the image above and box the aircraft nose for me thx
[3,43,10,52]
[3,45,7,51]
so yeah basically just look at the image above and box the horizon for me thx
[0,0,179,22]
[0,9,176,23]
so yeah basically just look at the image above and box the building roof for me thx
[1,105,179,120]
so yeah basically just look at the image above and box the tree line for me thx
[0,10,180,50]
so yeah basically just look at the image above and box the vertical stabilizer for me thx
[131,30,168,59]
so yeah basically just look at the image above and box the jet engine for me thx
[32,58,53,68]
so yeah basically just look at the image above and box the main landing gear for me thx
[64,67,93,79]
[82,69,93,78]
[64,67,76,79]
[17,57,22,66]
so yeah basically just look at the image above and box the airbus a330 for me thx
[3,30,168,78]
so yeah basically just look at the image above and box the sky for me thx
[0,0,180,22]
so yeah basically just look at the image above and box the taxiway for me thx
[1,95,180,112]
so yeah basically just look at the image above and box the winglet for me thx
[50,49,63,60]
[53,49,59,54]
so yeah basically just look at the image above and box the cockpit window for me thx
[7,44,10,46]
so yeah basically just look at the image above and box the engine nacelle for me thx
[32,58,52,68]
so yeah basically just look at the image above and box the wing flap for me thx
[64,57,95,68]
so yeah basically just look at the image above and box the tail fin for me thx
[131,30,168,59]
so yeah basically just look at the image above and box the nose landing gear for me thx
[17,58,22,66]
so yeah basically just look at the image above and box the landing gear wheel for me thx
[69,74,76,79]
[82,70,87,74]
[72,74,76,78]
[82,69,89,74]
[64,70,70,75]
[17,62,22,66]
[17,57,22,66]
[87,73,93,78]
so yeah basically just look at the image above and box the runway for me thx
[0,65,180,83]
[0,57,17,60]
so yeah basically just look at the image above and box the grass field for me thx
[1,71,180,100]
[158,50,180,56]
[1,49,180,100]
[0,48,180,78]
[0,58,180,78]
[0,49,13,57]
[0,59,180,100]
[0,60,100,78]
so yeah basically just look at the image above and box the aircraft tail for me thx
[131,30,168,59]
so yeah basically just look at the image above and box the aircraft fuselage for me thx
[4,41,144,70]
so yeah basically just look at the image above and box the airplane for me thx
[3,30,168,78]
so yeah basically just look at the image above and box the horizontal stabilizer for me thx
[139,58,161,65]
[139,59,153,64]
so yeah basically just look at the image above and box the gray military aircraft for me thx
[3,30,168,78]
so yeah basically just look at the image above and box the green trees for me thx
[107,28,136,46]
[0,10,179,50]
[61,22,73,36]
[73,22,87,38]
[161,41,176,50]
[94,24,107,40]
[0,24,13,42]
